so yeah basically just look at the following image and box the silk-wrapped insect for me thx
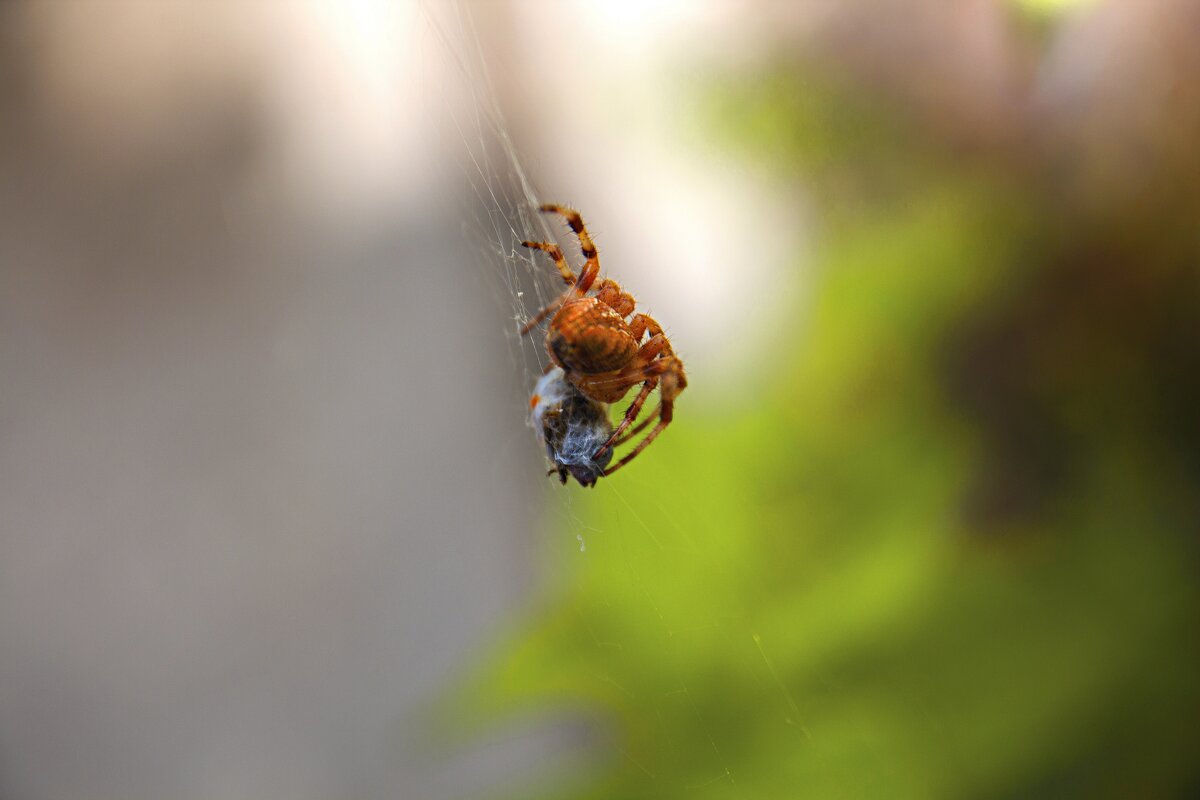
[529,367,613,487]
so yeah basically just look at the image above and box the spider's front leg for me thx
[520,240,575,286]
[539,204,598,270]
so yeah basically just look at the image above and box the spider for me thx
[520,204,687,477]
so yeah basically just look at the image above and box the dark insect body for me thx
[530,368,613,487]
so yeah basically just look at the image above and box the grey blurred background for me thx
[0,3,562,798]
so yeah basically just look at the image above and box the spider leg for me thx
[596,377,657,456]
[628,314,673,354]
[600,353,687,473]
[519,297,563,336]
[603,401,672,476]
[591,330,671,455]
[593,278,635,317]
[518,239,578,335]
[540,204,600,294]
[613,397,660,446]
[520,240,576,286]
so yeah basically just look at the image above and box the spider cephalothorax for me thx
[521,204,687,478]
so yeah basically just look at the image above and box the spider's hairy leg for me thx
[520,240,576,286]
[574,260,600,296]
[539,204,597,260]
[517,238,574,335]
[519,297,563,336]
[540,204,599,293]
[613,404,659,446]
[601,356,686,474]
[604,365,684,474]
[634,332,670,363]
[595,333,670,454]
[599,377,657,454]
[604,402,670,476]
[628,314,671,352]
[593,278,635,317]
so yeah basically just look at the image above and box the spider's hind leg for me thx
[596,378,658,458]
[594,333,671,454]
[599,353,687,474]
[612,403,659,447]
[603,404,672,477]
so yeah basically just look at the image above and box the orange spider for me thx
[520,204,687,477]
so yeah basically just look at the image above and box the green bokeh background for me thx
[461,4,1200,797]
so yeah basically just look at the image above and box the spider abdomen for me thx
[548,298,638,374]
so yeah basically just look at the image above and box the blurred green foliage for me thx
[1014,0,1097,15]
[461,27,1200,800]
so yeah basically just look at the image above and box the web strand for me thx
[421,1,568,389]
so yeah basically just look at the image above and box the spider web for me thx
[419,2,568,395]
[417,3,775,796]
[417,2,641,575]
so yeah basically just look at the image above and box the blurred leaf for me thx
[460,43,1200,800]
